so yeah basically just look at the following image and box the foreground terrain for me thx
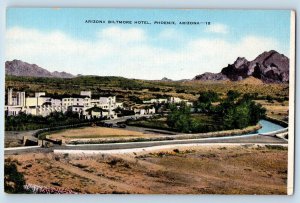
[5,144,288,194]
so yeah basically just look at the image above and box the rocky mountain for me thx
[193,50,289,83]
[193,72,228,81]
[5,60,74,78]
[161,77,173,82]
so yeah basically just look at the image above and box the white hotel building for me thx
[5,89,123,119]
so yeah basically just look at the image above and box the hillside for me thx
[236,76,264,85]
[5,60,74,78]
[4,56,289,102]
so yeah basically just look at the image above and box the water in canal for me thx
[257,119,286,134]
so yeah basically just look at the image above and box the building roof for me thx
[85,106,105,112]
[132,104,154,109]
[42,102,52,106]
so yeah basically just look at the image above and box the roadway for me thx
[4,115,288,155]
[4,130,288,155]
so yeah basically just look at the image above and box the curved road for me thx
[5,128,288,155]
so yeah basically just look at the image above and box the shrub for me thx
[4,160,26,193]
[173,149,180,153]
[107,159,119,167]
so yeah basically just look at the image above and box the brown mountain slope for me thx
[5,60,74,78]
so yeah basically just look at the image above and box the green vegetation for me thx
[265,145,288,150]
[167,91,266,133]
[5,75,284,133]
[218,91,266,129]
[5,111,103,131]
[6,75,289,103]
[129,91,266,133]
[4,159,26,193]
[194,90,220,112]
[166,102,223,133]
[126,117,171,131]
[167,103,192,132]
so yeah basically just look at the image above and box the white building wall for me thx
[51,99,62,106]
[37,97,51,106]
[6,90,121,119]
[35,92,46,98]
[169,97,182,103]
[7,88,13,106]
[71,106,84,113]
[148,107,156,114]
[25,107,38,116]
[140,109,146,115]
[62,97,86,107]
[26,97,38,107]
[5,106,22,116]
[12,98,18,106]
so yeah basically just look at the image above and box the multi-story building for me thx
[143,98,168,104]
[5,89,122,119]
[143,96,193,106]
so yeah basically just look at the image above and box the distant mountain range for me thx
[161,77,173,82]
[193,50,289,83]
[5,60,74,78]
[6,50,289,83]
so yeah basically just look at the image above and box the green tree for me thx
[223,107,236,129]
[195,90,219,113]
[248,100,266,125]
[235,102,250,128]
[227,90,240,101]
[220,92,266,129]
[167,103,192,133]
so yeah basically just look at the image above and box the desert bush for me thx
[173,149,180,153]
[4,160,26,193]
[107,159,120,167]
[265,145,287,150]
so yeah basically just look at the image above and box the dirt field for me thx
[5,144,288,194]
[47,127,156,142]
[5,130,38,148]
[256,100,289,121]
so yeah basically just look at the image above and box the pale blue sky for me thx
[6,8,291,79]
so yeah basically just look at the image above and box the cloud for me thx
[98,26,146,42]
[6,26,284,80]
[158,28,178,39]
[206,23,229,34]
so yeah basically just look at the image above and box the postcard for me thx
[4,8,295,195]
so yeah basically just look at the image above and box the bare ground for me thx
[255,100,289,121]
[47,127,159,143]
[5,144,288,194]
